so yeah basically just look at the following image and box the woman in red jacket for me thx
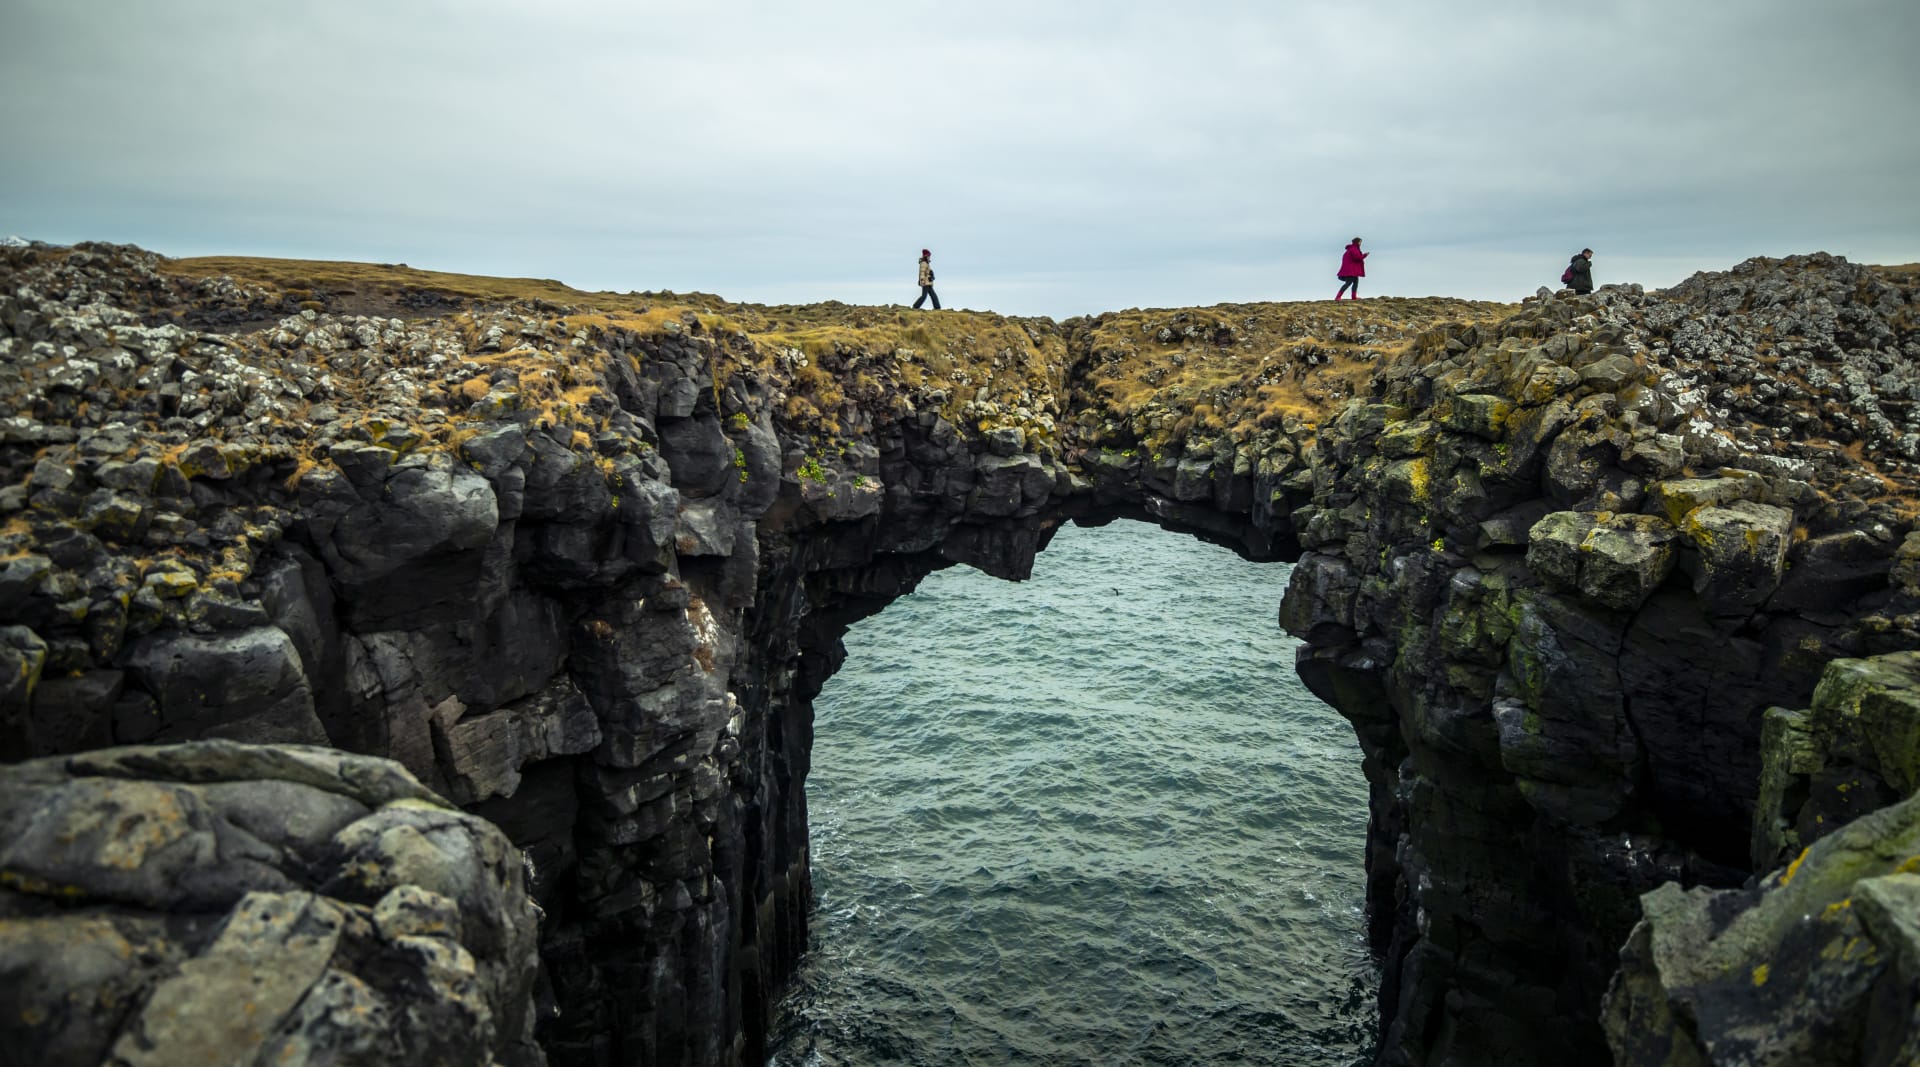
[1335,237,1367,300]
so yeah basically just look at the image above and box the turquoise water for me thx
[769,519,1376,1066]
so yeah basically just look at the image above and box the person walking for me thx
[913,249,940,310]
[1335,238,1367,300]
[1565,248,1594,295]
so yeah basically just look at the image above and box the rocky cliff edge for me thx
[2,242,1919,1065]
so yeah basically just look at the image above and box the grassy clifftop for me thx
[156,253,1512,454]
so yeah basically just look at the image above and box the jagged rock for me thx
[1648,464,1733,515]
[123,625,325,747]
[0,740,543,1067]
[675,499,739,556]
[1603,791,1920,1067]
[1681,499,1795,611]
[1527,510,1678,611]
[436,678,601,804]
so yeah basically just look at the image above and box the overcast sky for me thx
[3,1,1916,317]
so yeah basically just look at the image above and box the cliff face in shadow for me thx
[1,243,1915,1065]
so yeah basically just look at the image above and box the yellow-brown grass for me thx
[1076,297,1516,447]
[155,255,1515,451]
[159,255,715,314]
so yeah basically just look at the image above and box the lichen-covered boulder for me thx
[0,740,543,1067]
[1527,510,1678,612]
[1682,499,1795,612]
[1602,791,1920,1067]
[1755,652,1920,868]
[1442,392,1513,439]
[1652,473,1766,527]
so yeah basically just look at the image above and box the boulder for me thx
[1810,652,1920,797]
[1578,353,1641,392]
[1754,652,1920,868]
[659,414,733,499]
[519,430,612,523]
[0,740,544,1067]
[1651,474,1766,526]
[1443,392,1513,439]
[124,626,326,747]
[307,453,500,624]
[1603,792,1920,1067]
[1681,499,1795,612]
[1527,510,1678,612]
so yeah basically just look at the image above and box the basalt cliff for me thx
[2,243,1917,1066]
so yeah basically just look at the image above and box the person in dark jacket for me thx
[1335,238,1366,300]
[1567,249,1594,294]
[913,249,940,310]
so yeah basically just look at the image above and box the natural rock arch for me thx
[3,244,1918,1065]
[777,511,1372,1062]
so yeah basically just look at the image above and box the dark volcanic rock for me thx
[1,243,1917,1065]
[0,740,543,1067]
[1282,258,1920,1063]
[1605,652,1920,1066]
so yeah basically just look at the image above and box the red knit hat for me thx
[921,249,930,257]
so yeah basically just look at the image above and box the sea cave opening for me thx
[770,518,1378,1066]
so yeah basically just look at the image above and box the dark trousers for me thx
[1335,276,1359,298]
[913,285,940,310]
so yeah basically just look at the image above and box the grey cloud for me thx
[2,0,1915,316]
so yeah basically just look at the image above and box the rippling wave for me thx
[770,519,1376,1066]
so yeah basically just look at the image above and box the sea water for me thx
[768,518,1376,1066]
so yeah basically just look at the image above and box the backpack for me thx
[1561,264,1575,286]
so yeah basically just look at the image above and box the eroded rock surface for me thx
[0,739,542,1067]
[1605,652,1920,1067]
